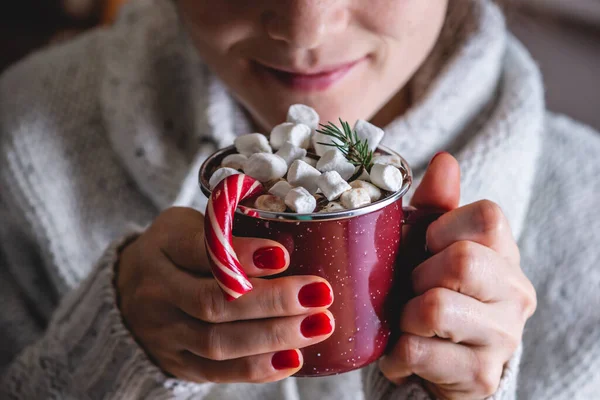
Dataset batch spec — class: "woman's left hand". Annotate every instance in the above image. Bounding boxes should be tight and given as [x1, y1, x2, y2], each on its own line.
[379, 153, 537, 400]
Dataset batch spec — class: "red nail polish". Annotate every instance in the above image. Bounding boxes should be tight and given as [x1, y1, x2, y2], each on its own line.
[429, 151, 449, 166]
[301, 313, 333, 338]
[253, 247, 286, 269]
[298, 282, 333, 308]
[272, 349, 301, 370]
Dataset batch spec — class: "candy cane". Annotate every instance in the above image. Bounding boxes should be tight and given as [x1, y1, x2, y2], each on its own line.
[204, 174, 264, 300]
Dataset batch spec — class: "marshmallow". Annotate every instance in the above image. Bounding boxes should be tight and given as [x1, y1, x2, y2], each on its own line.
[312, 132, 342, 157]
[317, 171, 352, 201]
[354, 166, 371, 182]
[209, 167, 240, 189]
[316, 149, 355, 180]
[370, 164, 403, 192]
[319, 202, 346, 213]
[372, 154, 403, 168]
[354, 120, 385, 152]
[234, 133, 272, 156]
[285, 187, 317, 214]
[269, 180, 293, 199]
[244, 153, 287, 182]
[287, 160, 321, 194]
[349, 180, 382, 202]
[287, 104, 319, 131]
[302, 156, 318, 167]
[221, 154, 248, 170]
[270, 123, 312, 150]
[340, 188, 371, 209]
[263, 178, 284, 192]
[270, 123, 294, 149]
[276, 142, 307, 166]
[254, 194, 287, 213]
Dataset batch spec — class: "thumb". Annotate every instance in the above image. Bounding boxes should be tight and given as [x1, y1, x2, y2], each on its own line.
[410, 152, 460, 210]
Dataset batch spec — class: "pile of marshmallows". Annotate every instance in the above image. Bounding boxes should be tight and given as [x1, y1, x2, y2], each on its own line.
[208, 104, 404, 214]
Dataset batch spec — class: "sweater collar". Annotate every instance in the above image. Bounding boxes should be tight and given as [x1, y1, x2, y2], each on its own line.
[381, 1, 545, 238]
[101, 0, 544, 238]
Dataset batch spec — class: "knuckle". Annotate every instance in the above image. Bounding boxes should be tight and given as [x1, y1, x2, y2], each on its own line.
[173, 230, 205, 263]
[523, 283, 538, 317]
[202, 367, 224, 383]
[447, 242, 477, 284]
[197, 284, 227, 323]
[518, 290, 537, 319]
[449, 241, 476, 269]
[475, 357, 502, 397]
[420, 288, 450, 335]
[478, 369, 502, 397]
[161, 362, 181, 380]
[397, 335, 425, 368]
[202, 324, 226, 361]
[242, 357, 270, 383]
[267, 322, 290, 349]
[507, 333, 521, 354]
[512, 279, 537, 319]
[173, 351, 211, 383]
[474, 200, 505, 236]
[259, 282, 287, 316]
[496, 327, 521, 354]
[155, 350, 184, 377]
[425, 219, 441, 248]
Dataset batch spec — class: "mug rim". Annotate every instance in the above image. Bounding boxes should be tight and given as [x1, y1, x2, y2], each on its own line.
[199, 145, 413, 222]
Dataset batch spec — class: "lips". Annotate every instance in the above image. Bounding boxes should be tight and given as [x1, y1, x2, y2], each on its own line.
[255, 58, 365, 92]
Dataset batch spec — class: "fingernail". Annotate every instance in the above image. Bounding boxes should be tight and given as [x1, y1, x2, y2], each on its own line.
[301, 313, 334, 338]
[253, 246, 286, 269]
[272, 349, 301, 370]
[298, 282, 333, 308]
[429, 151, 449, 166]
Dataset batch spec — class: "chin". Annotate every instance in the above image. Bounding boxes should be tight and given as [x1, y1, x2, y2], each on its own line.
[256, 71, 380, 128]
[290, 94, 377, 126]
[240, 81, 382, 132]
[303, 85, 381, 126]
[314, 102, 378, 127]
[250, 99, 375, 133]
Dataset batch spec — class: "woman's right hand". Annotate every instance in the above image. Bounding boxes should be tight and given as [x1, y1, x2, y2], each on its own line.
[117, 207, 335, 383]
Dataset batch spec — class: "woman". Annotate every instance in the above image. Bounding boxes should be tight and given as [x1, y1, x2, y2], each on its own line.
[0, 0, 598, 399]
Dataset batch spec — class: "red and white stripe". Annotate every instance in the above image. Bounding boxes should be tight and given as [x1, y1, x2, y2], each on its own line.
[204, 174, 264, 300]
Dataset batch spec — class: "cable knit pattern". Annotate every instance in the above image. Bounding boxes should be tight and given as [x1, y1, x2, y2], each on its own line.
[1, 0, 599, 398]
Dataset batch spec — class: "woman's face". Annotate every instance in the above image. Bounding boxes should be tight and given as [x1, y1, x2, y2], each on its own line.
[178, 0, 448, 130]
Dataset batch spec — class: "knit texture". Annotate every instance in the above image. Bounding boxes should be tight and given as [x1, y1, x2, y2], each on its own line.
[1, 0, 599, 398]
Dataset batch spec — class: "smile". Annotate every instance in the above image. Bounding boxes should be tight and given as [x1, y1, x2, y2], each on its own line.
[255, 58, 366, 92]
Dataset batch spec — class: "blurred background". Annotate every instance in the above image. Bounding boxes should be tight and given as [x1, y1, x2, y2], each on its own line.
[1, 0, 598, 130]
[510, 0, 600, 131]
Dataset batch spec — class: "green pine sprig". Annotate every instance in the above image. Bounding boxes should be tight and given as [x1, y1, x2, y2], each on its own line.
[316, 119, 374, 172]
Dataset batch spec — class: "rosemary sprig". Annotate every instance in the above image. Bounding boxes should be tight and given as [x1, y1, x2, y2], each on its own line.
[316, 119, 374, 171]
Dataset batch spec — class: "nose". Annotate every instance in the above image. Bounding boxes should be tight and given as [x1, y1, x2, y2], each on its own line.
[264, 0, 348, 49]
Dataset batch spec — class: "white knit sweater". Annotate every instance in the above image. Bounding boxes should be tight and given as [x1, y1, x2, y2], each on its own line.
[1, 0, 599, 399]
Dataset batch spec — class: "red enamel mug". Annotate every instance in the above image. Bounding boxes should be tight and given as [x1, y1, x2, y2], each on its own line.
[199, 145, 440, 377]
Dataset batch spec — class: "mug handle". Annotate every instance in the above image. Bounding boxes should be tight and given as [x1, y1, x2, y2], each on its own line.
[386, 207, 447, 348]
[402, 206, 446, 259]
[392, 207, 446, 299]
